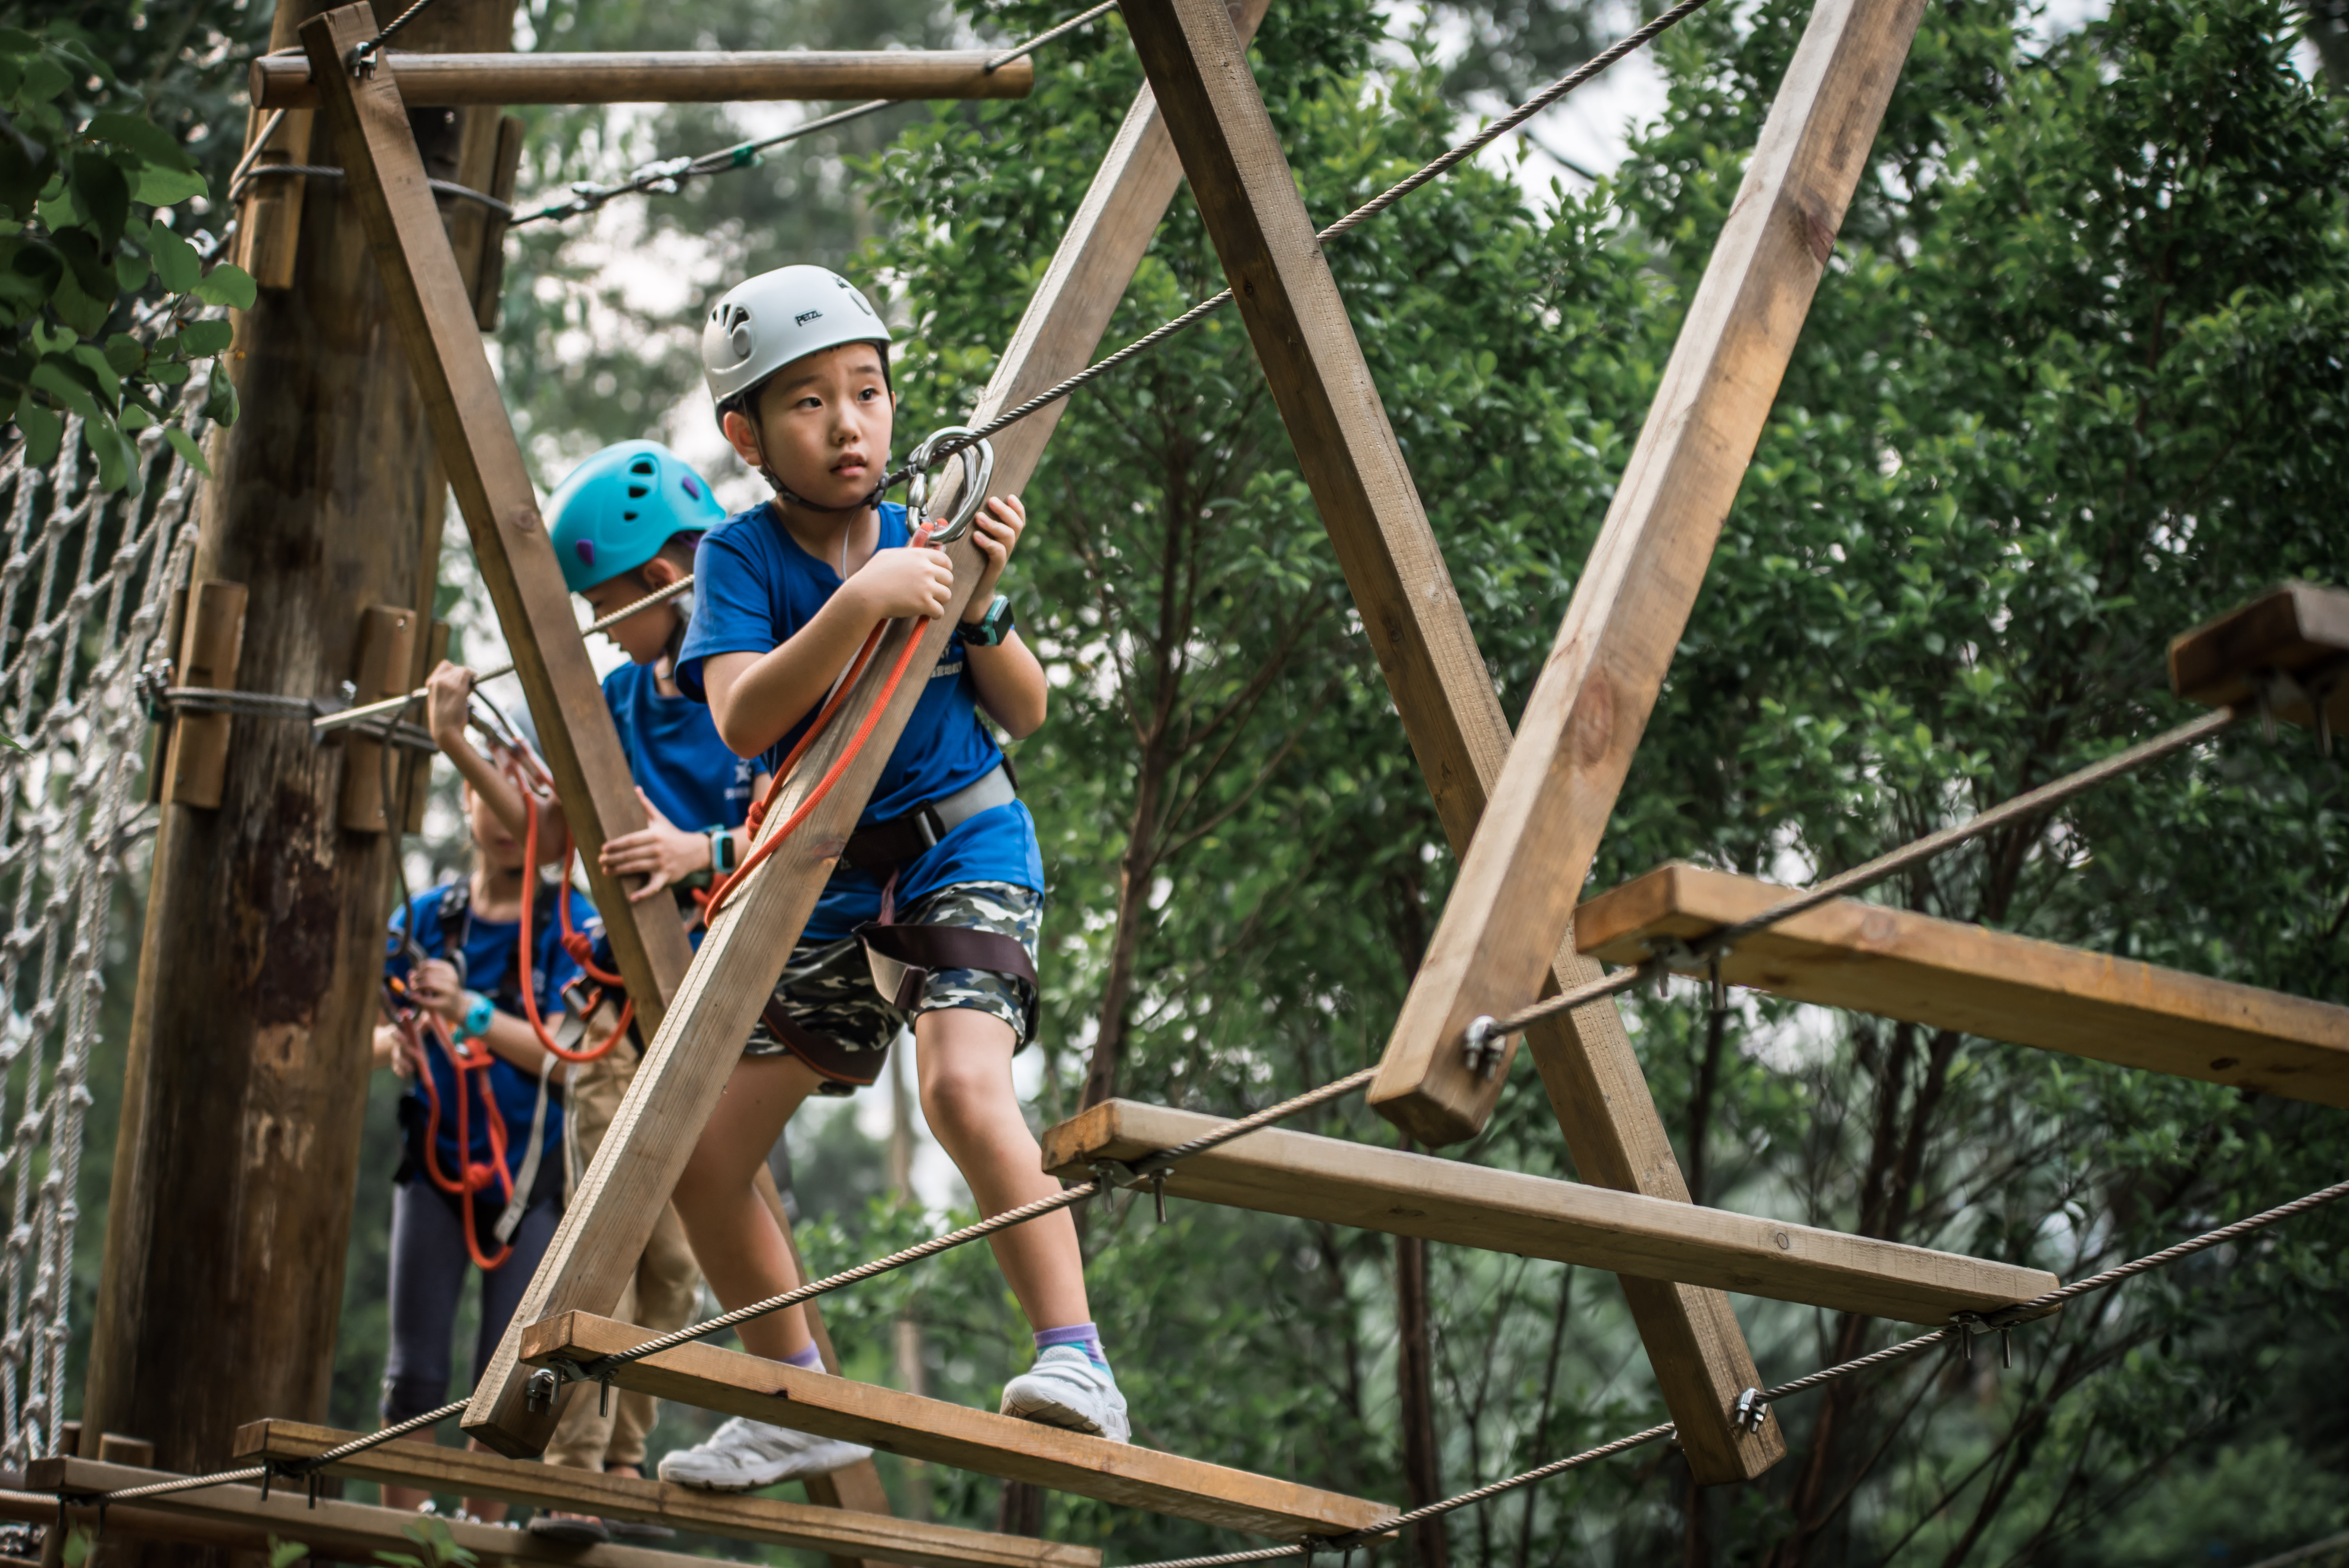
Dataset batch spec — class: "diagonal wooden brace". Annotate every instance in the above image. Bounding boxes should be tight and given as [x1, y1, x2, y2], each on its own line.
[1114, 0, 1791, 1482]
[1363, 0, 1930, 1143]
[304, 13, 899, 1542]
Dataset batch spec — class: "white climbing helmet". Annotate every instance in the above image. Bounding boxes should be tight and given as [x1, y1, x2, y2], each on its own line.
[701, 265, 892, 414]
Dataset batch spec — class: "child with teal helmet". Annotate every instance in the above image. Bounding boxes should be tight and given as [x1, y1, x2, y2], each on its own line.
[417, 439, 768, 1541]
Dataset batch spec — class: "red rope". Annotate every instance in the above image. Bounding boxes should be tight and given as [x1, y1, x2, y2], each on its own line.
[393, 1003, 517, 1271]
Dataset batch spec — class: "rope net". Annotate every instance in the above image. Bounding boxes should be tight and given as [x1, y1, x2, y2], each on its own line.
[0, 379, 214, 1469]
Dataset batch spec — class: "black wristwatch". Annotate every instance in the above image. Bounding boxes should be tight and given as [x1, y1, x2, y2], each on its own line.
[961, 593, 1016, 647]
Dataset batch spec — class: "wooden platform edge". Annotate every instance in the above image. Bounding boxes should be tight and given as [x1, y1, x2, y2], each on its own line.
[1575, 861, 2349, 1110]
[227, 1421, 1095, 1568]
[2167, 580, 2349, 734]
[1041, 1101, 2059, 1323]
[520, 1313, 1401, 1541]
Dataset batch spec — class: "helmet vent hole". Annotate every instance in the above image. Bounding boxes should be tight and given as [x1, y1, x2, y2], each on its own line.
[622, 510, 639, 522]
[627, 482, 650, 499]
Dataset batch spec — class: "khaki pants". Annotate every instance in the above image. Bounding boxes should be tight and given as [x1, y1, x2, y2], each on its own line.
[544, 1028, 702, 1472]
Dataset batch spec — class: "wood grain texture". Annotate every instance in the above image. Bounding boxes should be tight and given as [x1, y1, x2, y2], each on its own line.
[231, 1422, 1096, 1568]
[1043, 1102, 2055, 1320]
[79, 0, 512, 1483]
[462, 22, 1244, 1458]
[338, 603, 416, 831]
[1115, 0, 1782, 1481]
[2168, 580, 2349, 734]
[523, 1315, 1400, 1539]
[159, 579, 246, 809]
[23, 1461, 832, 1568]
[1365, 0, 1930, 1146]
[253, 50, 1033, 109]
[1579, 862, 2349, 1107]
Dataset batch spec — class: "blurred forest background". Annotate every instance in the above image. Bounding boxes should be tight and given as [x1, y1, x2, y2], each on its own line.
[10, 0, 2349, 1558]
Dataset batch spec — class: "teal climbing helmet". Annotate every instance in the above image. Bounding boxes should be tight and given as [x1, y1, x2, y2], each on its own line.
[546, 440, 729, 594]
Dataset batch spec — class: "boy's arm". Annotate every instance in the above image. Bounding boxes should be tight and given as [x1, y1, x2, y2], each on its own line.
[701, 540, 958, 758]
[960, 497, 1047, 739]
[424, 661, 569, 857]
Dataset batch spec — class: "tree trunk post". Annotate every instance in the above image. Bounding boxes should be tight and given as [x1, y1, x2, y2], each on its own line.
[79, 0, 516, 1495]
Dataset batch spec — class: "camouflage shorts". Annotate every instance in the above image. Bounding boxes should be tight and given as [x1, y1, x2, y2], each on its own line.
[743, 881, 1042, 1091]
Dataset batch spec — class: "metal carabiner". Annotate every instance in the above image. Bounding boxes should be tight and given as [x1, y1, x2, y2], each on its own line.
[904, 426, 997, 545]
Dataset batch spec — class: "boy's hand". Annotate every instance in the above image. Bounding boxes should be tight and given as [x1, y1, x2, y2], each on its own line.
[373, 1022, 416, 1077]
[851, 544, 956, 622]
[409, 958, 469, 1023]
[602, 788, 711, 901]
[424, 661, 476, 748]
[964, 495, 1025, 608]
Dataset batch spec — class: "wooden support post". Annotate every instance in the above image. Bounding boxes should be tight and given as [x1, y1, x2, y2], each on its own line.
[253, 50, 1036, 109]
[145, 587, 189, 806]
[472, 115, 525, 331]
[80, 0, 519, 1502]
[1365, 0, 1929, 1145]
[458, 7, 1260, 1456]
[1114, 0, 1786, 1480]
[405, 617, 450, 833]
[338, 604, 418, 832]
[231, 102, 314, 292]
[158, 580, 244, 809]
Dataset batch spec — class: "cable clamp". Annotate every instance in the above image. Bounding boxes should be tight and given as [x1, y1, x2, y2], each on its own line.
[1948, 1312, 2012, 1368]
[1461, 1015, 1508, 1080]
[1732, 1386, 1770, 1433]
[1088, 1157, 1175, 1222]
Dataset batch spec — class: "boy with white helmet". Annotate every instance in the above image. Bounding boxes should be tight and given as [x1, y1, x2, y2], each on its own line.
[418, 442, 784, 1528]
[652, 262, 1125, 1492]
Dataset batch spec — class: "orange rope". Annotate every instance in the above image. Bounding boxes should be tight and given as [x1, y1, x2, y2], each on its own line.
[394, 1004, 517, 1271]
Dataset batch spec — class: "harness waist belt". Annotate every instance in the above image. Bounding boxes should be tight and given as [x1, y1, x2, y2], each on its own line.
[841, 763, 1017, 872]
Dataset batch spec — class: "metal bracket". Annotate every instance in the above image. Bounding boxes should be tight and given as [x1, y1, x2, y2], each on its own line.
[1088, 1157, 1175, 1222]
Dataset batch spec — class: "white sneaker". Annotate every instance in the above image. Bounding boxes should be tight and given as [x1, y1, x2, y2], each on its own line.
[656, 1416, 873, 1491]
[1000, 1345, 1130, 1443]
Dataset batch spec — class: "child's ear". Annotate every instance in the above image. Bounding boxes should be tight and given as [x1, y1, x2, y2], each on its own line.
[640, 556, 681, 591]
[720, 407, 763, 468]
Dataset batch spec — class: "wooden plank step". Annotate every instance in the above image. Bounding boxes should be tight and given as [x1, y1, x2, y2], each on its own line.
[230, 1420, 1092, 1568]
[521, 1313, 1399, 1541]
[2169, 580, 2349, 736]
[20, 1457, 794, 1568]
[1041, 1101, 2055, 1323]
[1576, 861, 2349, 1108]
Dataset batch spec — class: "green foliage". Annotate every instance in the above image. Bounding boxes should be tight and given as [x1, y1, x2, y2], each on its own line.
[373, 1516, 479, 1568]
[0, 22, 249, 491]
[268, 1536, 312, 1568]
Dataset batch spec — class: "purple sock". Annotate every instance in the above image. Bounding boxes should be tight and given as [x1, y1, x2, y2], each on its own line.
[783, 1343, 824, 1371]
[1035, 1323, 1109, 1371]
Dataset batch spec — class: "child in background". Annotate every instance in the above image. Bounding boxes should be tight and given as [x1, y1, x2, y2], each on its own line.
[652, 264, 1121, 1496]
[419, 442, 773, 1533]
[371, 763, 595, 1519]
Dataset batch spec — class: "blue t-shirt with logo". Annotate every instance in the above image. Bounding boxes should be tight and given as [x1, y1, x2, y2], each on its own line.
[386, 882, 592, 1179]
[677, 500, 1043, 942]
[606, 659, 756, 832]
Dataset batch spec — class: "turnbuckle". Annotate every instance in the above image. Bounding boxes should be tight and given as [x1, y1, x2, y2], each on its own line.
[905, 426, 997, 545]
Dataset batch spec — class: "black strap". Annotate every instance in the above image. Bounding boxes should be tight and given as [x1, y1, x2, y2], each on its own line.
[854, 921, 1039, 1041]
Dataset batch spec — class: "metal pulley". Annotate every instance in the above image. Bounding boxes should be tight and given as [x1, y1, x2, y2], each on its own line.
[904, 425, 996, 544]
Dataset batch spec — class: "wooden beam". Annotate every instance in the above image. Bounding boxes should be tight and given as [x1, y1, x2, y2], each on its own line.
[1363, 0, 1929, 1145]
[305, 16, 886, 1535]
[523, 1314, 1401, 1540]
[1577, 862, 2349, 1107]
[1044, 1101, 2058, 1320]
[1115, 0, 1783, 1482]
[253, 50, 1034, 110]
[458, 4, 1269, 1456]
[21, 1459, 857, 1568]
[230, 1422, 1095, 1568]
[2169, 580, 2349, 737]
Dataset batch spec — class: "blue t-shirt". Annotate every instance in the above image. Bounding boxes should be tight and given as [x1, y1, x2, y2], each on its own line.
[605, 657, 757, 834]
[386, 882, 593, 1180]
[677, 500, 1043, 941]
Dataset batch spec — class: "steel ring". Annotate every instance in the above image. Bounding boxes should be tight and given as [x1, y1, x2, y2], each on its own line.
[905, 426, 996, 544]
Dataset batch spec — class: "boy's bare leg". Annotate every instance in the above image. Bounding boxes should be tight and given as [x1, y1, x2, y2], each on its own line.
[669, 1053, 828, 1362]
[914, 1009, 1091, 1331]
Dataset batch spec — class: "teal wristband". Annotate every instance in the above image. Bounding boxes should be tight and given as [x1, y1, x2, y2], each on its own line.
[457, 992, 495, 1043]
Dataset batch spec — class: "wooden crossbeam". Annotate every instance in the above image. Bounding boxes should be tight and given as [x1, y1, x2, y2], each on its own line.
[230, 1422, 1096, 1568]
[304, 14, 893, 1541]
[1577, 862, 2349, 1107]
[1114, 0, 1780, 1481]
[1043, 1101, 2059, 1321]
[254, 50, 1034, 109]
[2169, 580, 2349, 737]
[19, 1459, 746, 1568]
[450, 0, 1271, 1454]
[1365, 0, 1931, 1147]
[522, 1315, 1401, 1540]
